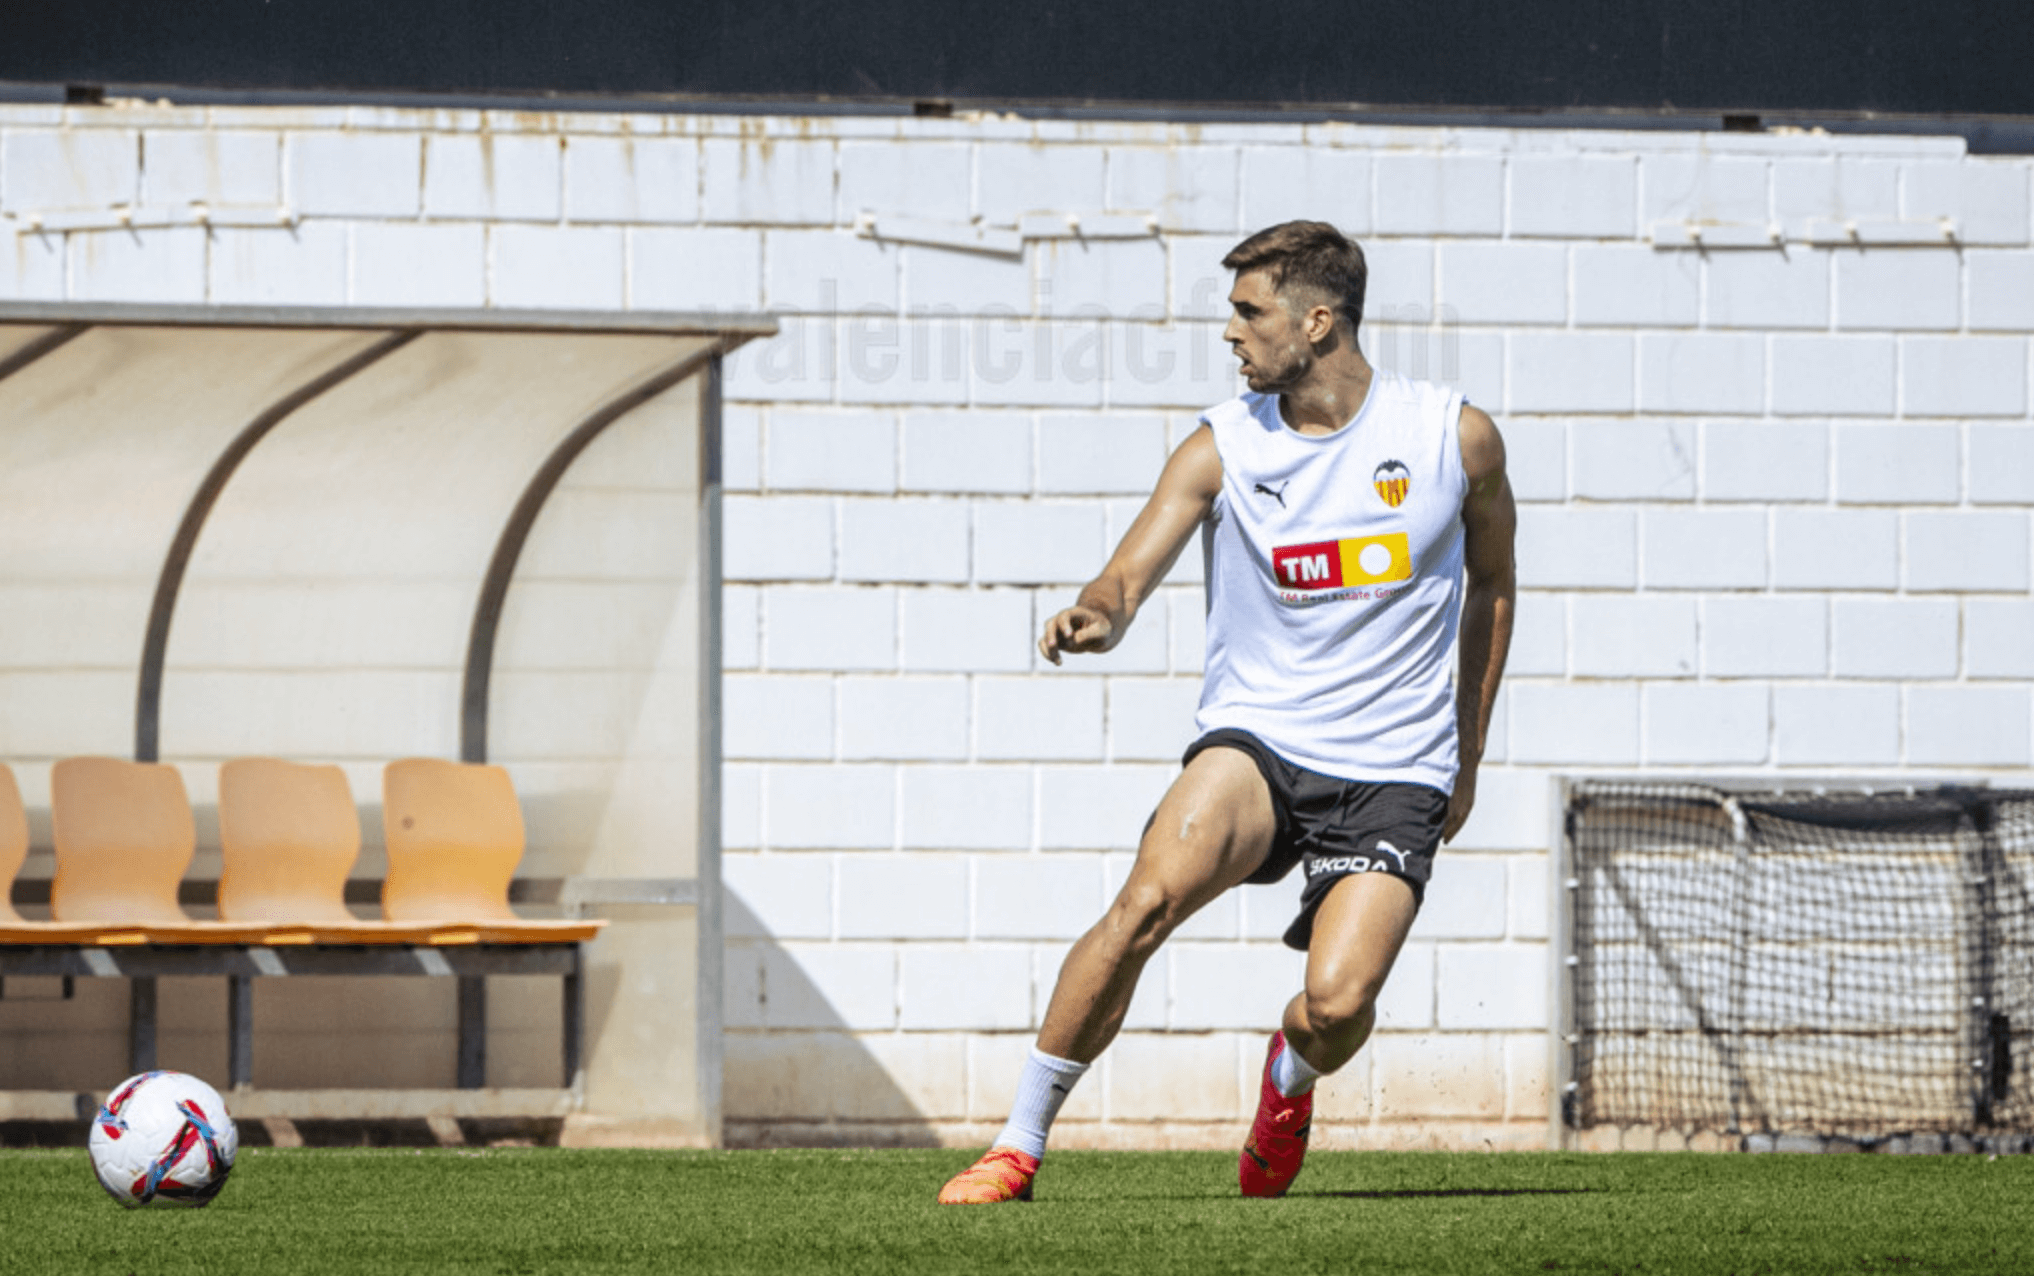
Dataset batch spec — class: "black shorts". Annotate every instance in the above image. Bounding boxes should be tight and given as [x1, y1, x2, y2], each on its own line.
[1182, 728, 1448, 952]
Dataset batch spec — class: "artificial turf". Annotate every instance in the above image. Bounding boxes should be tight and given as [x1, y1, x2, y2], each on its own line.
[1, 1147, 2028, 1275]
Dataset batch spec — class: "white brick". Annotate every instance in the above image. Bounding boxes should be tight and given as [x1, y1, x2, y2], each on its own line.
[142, 130, 279, 206]
[970, 318, 1108, 408]
[765, 229, 899, 313]
[287, 132, 420, 216]
[1507, 856, 1550, 942]
[1169, 588, 1206, 674]
[1902, 158, 2031, 245]
[723, 852, 833, 939]
[1239, 878, 1299, 943]
[1834, 250, 1959, 330]
[629, 227, 762, 310]
[722, 762, 762, 848]
[1508, 683, 1638, 765]
[1573, 246, 1699, 328]
[1035, 412, 1167, 495]
[1967, 251, 2034, 330]
[423, 134, 560, 221]
[836, 852, 963, 937]
[1037, 238, 1166, 319]
[1773, 508, 1897, 590]
[764, 585, 896, 670]
[771, 768, 899, 850]
[701, 138, 835, 225]
[1373, 155, 1503, 237]
[1637, 333, 1764, 415]
[902, 243, 1028, 316]
[970, 1033, 1103, 1122]
[1106, 1031, 1245, 1119]
[1239, 147, 1372, 233]
[1502, 419, 1565, 502]
[838, 677, 970, 761]
[1701, 421, 1828, 502]
[839, 316, 970, 406]
[724, 403, 762, 490]
[1169, 233, 1235, 321]
[900, 589, 1034, 673]
[1109, 146, 1239, 232]
[0, 229, 62, 299]
[1364, 240, 1437, 315]
[1970, 426, 2034, 506]
[764, 943, 896, 1029]
[1832, 598, 1959, 678]
[1644, 683, 1770, 764]
[68, 227, 205, 302]
[1774, 684, 1900, 765]
[1039, 764, 1173, 850]
[1507, 333, 1633, 414]
[765, 407, 896, 493]
[975, 855, 1106, 940]
[1372, 326, 1503, 411]
[1168, 944, 1305, 1030]
[1103, 322, 1239, 409]
[1511, 156, 1637, 239]
[976, 675, 1104, 761]
[1447, 766, 1551, 853]
[1640, 508, 1766, 588]
[899, 766, 1033, 848]
[1, 130, 137, 211]
[1506, 592, 1564, 677]
[208, 223, 347, 306]
[976, 145, 1105, 222]
[1704, 597, 1828, 677]
[1414, 856, 1506, 940]
[1773, 157, 1898, 223]
[1062, 577, 1171, 675]
[1436, 243, 1566, 325]
[723, 585, 760, 669]
[1901, 336, 2028, 418]
[1436, 943, 1547, 1030]
[1968, 600, 2034, 678]
[1514, 507, 1636, 589]
[839, 497, 969, 583]
[350, 222, 487, 307]
[489, 224, 625, 309]
[1373, 941, 1436, 1030]
[1906, 686, 2032, 767]
[900, 944, 1033, 1029]
[723, 676, 832, 760]
[1770, 336, 1896, 416]
[973, 502, 1105, 585]
[1642, 154, 1767, 225]
[839, 141, 969, 221]
[1904, 511, 2029, 592]
[1707, 251, 1830, 329]
[1569, 420, 1696, 500]
[721, 494, 833, 581]
[1835, 424, 1960, 505]
[1107, 678, 1204, 762]
[564, 136, 699, 223]
[1570, 596, 1697, 678]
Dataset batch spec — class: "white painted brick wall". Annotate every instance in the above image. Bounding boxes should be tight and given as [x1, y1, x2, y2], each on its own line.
[1969, 425, 2034, 505]
[1511, 156, 1636, 239]
[1836, 424, 1961, 504]
[1774, 685, 1902, 765]
[1641, 508, 1767, 588]
[1968, 600, 2034, 678]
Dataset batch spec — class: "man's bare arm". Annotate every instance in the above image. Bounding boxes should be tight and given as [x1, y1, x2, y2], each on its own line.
[1445, 404, 1517, 842]
[1040, 426, 1223, 665]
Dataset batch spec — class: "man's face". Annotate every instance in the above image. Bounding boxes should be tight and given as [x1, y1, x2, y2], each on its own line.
[1223, 269, 1313, 393]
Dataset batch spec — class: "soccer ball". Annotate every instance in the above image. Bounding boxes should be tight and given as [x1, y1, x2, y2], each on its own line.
[88, 1071, 239, 1208]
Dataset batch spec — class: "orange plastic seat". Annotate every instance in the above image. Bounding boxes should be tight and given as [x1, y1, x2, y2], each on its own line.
[382, 759, 527, 923]
[50, 757, 194, 925]
[217, 757, 362, 924]
[1, 763, 26, 924]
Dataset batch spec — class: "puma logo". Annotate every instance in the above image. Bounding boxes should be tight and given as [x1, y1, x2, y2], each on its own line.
[1253, 481, 1288, 508]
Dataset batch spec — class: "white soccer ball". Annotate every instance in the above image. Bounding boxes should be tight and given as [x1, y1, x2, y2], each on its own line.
[88, 1071, 239, 1208]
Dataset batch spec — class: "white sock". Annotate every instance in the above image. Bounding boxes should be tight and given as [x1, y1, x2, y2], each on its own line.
[1272, 1036, 1324, 1098]
[992, 1047, 1089, 1160]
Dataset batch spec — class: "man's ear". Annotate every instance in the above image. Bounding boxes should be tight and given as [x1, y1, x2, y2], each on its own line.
[1306, 302, 1338, 344]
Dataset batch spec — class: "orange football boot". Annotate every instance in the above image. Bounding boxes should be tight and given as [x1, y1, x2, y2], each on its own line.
[937, 1146, 1040, 1204]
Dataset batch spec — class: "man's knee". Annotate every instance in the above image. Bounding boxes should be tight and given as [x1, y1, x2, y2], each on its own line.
[1300, 975, 1383, 1038]
[1102, 877, 1194, 957]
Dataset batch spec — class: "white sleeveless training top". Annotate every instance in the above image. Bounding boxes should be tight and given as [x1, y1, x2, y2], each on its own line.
[1194, 370, 1469, 794]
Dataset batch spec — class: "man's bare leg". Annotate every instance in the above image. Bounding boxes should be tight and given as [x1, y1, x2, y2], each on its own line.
[939, 747, 1274, 1203]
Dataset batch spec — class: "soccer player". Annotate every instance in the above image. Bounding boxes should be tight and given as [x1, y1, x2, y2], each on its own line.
[937, 221, 1516, 1204]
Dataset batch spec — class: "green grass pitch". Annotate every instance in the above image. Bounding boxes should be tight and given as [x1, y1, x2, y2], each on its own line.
[1, 1148, 2028, 1275]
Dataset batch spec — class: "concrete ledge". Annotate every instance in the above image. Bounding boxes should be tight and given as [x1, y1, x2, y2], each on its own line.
[1, 1087, 578, 1122]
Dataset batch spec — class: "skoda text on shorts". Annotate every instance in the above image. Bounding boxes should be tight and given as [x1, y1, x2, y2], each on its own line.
[938, 221, 1517, 1205]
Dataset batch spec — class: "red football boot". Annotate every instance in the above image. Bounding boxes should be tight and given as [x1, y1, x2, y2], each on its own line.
[1239, 1030, 1312, 1198]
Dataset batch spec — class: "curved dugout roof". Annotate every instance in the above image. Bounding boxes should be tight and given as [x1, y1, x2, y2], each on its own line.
[0, 303, 772, 768]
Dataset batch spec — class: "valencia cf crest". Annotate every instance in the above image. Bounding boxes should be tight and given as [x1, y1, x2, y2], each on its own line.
[1373, 460, 1411, 508]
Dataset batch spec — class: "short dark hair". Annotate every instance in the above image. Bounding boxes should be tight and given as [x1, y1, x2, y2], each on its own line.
[1221, 221, 1368, 338]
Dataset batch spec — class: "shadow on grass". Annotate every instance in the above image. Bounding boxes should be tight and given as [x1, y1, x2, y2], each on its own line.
[1294, 1187, 1596, 1200]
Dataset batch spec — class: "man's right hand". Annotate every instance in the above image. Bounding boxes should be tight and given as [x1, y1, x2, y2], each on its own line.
[1039, 606, 1116, 665]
